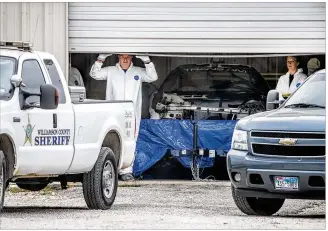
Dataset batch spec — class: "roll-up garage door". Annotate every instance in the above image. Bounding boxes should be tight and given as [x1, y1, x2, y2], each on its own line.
[68, 2, 325, 54]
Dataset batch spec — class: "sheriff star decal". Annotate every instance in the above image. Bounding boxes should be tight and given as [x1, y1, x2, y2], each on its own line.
[23, 114, 35, 146]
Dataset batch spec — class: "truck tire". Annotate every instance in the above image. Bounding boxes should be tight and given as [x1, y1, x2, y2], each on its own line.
[231, 185, 285, 216]
[0, 151, 7, 212]
[16, 182, 49, 191]
[83, 147, 118, 210]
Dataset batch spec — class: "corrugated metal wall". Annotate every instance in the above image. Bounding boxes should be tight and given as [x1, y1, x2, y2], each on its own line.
[0, 2, 68, 78]
[68, 2, 326, 54]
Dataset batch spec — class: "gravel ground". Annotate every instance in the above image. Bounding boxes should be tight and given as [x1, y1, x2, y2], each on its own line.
[0, 180, 325, 229]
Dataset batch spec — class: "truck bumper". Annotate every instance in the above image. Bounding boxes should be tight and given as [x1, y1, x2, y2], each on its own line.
[234, 187, 325, 200]
[227, 149, 325, 200]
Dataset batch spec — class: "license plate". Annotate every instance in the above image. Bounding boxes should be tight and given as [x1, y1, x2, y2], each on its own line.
[274, 176, 299, 190]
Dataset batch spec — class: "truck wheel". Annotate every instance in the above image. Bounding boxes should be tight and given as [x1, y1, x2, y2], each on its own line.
[0, 151, 7, 212]
[231, 185, 285, 216]
[16, 183, 48, 191]
[83, 147, 118, 210]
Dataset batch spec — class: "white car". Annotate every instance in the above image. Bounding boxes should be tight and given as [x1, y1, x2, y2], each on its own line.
[0, 42, 136, 211]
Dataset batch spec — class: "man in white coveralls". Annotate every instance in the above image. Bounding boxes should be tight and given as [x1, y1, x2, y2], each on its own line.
[89, 54, 158, 181]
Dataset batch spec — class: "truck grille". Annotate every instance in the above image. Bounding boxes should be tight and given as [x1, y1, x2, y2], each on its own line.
[251, 132, 325, 139]
[252, 144, 325, 157]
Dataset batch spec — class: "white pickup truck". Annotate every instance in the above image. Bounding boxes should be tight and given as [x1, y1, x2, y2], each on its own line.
[0, 41, 136, 211]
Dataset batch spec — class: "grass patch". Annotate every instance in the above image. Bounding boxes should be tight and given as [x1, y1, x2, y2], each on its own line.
[8, 184, 57, 194]
[40, 188, 55, 195]
[41, 185, 55, 192]
[8, 187, 27, 193]
[118, 183, 141, 187]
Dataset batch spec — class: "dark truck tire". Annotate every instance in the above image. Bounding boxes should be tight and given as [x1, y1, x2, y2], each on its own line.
[83, 147, 118, 210]
[16, 182, 49, 191]
[231, 185, 285, 216]
[0, 151, 7, 212]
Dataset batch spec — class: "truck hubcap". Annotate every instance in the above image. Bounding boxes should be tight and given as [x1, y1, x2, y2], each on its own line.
[102, 160, 114, 199]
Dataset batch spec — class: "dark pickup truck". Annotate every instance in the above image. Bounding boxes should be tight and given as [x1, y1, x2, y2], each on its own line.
[227, 69, 325, 216]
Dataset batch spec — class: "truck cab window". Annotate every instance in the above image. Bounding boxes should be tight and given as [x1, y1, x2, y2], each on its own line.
[0, 56, 16, 100]
[21, 59, 46, 105]
[44, 59, 66, 103]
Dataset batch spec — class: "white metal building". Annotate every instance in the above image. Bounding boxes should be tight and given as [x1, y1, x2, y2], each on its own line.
[0, 2, 326, 78]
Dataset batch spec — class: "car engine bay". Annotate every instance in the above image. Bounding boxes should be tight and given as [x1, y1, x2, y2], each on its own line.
[148, 63, 270, 120]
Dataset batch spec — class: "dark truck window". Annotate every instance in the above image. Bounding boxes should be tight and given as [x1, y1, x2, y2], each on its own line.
[0, 56, 16, 100]
[44, 59, 66, 104]
[21, 59, 46, 105]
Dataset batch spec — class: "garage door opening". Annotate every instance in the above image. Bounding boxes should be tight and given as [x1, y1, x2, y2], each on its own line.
[69, 53, 325, 117]
[69, 52, 325, 180]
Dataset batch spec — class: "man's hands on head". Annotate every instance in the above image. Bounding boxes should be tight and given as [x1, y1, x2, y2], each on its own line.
[97, 54, 151, 64]
[97, 54, 112, 62]
[136, 56, 151, 64]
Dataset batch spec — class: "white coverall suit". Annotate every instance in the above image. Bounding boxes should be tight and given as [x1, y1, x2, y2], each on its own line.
[276, 69, 307, 101]
[89, 57, 158, 175]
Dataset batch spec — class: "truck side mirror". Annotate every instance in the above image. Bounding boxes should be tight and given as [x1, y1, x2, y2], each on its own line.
[10, 74, 23, 88]
[266, 90, 280, 111]
[40, 84, 59, 109]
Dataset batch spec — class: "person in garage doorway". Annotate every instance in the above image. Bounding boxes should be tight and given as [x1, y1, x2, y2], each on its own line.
[275, 56, 307, 101]
[307, 57, 321, 76]
[89, 54, 158, 181]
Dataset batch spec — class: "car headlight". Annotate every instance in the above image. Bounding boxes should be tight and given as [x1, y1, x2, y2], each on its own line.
[231, 129, 248, 151]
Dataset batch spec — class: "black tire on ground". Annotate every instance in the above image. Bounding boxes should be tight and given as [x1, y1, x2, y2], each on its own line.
[231, 185, 285, 216]
[16, 182, 49, 191]
[82, 147, 118, 210]
[0, 151, 7, 212]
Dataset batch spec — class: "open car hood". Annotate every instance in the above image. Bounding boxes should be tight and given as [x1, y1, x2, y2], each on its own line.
[152, 63, 271, 107]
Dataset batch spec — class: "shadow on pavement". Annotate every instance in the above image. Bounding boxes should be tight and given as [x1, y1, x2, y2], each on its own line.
[277, 214, 325, 219]
[2, 206, 88, 213]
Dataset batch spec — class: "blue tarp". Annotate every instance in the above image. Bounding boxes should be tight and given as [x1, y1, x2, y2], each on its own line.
[133, 119, 237, 176]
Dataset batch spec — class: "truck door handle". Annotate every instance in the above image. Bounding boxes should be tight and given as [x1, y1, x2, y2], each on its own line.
[53, 114, 57, 128]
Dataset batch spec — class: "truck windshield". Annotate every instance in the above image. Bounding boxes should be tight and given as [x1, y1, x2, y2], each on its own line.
[284, 71, 326, 109]
[0, 56, 16, 100]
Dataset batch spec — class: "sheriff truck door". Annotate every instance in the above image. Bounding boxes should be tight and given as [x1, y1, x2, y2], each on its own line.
[15, 54, 74, 175]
